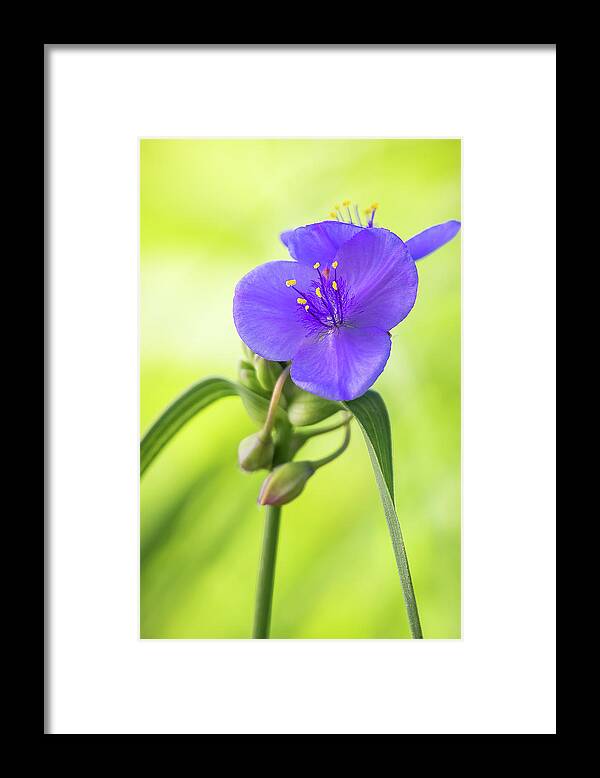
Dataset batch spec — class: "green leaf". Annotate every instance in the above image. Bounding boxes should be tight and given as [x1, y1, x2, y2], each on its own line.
[140, 377, 280, 477]
[344, 391, 423, 639]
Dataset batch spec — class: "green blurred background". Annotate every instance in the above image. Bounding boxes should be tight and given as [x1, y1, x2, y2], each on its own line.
[140, 139, 461, 639]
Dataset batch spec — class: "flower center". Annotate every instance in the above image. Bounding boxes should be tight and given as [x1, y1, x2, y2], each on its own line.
[285, 260, 350, 332]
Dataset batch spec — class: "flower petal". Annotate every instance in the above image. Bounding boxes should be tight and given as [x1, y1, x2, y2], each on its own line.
[281, 220, 363, 265]
[290, 326, 391, 401]
[233, 261, 315, 361]
[337, 228, 418, 331]
[405, 220, 461, 261]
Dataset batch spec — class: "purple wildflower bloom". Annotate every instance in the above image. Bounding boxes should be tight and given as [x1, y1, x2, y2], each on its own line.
[233, 213, 460, 402]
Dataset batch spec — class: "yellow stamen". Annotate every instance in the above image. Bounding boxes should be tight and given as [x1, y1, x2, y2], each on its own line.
[285, 279, 296, 287]
[332, 261, 338, 269]
[296, 297, 307, 305]
[329, 212, 337, 218]
[332, 280, 338, 291]
[370, 202, 379, 210]
[364, 208, 371, 215]
[304, 304, 310, 311]
[334, 203, 340, 209]
[342, 199, 351, 207]
[313, 262, 320, 269]
[315, 287, 322, 298]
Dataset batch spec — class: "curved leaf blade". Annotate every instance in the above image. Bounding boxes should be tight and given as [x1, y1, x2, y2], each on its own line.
[140, 377, 276, 477]
[344, 391, 423, 638]
[344, 391, 395, 501]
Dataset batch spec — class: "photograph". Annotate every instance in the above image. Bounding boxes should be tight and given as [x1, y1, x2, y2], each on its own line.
[46, 45, 555, 735]
[140, 138, 462, 639]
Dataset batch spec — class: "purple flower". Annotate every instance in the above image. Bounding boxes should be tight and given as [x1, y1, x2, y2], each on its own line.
[233, 210, 460, 402]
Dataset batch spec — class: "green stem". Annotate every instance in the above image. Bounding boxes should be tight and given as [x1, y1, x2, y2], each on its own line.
[253, 505, 282, 638]
[260, 365, 291, 440]
[296, 412, 352, 441]
[252, 368, 292, 639]
[312, 423, 351, 469]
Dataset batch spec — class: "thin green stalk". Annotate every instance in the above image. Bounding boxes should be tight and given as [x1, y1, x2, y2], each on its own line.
[253, 505, 282, 638]
[252, 367, 291, 639]
[313, 423, 351, 469]
[260, 365, 291, 440]
[296, 412, 352, 442]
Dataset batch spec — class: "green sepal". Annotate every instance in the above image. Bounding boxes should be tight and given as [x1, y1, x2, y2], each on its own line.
[286, 385, 340, 426]
[237, 359, 269, 397]
[241, 341, 255, 362]
[254, 356, 283, 393]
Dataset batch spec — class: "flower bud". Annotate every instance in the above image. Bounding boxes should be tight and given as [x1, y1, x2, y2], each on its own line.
[237, 359, 268, 396]
[238, 432, 274, 472]
[286, 388, 340, 427]
[257, 461, 315, 506]
[253, 356, 283, 393]
[241, 341, 255, 362]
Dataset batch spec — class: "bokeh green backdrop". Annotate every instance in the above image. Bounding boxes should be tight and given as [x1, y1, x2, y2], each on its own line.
[140, 139, 461, 638]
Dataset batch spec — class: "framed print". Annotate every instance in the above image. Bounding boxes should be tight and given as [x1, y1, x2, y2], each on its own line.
[46, 44, 556, 735]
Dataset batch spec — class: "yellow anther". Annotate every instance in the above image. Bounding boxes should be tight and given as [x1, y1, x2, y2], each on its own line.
[334, 203, 340, 209]
[332, 261, 338, 269]
[342, 199, 351, 207]
[329, 212, 337, 218]
[313, 262, 320, 269]
[370, 202, 379, 210]
[304, 304, 310, 311]
[332, 280, 338, 291]
[364, 208, 372, 215]
[296, 297, 307, 305]
[285, 279, 297, 287]
[316, 287, 322, 298]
